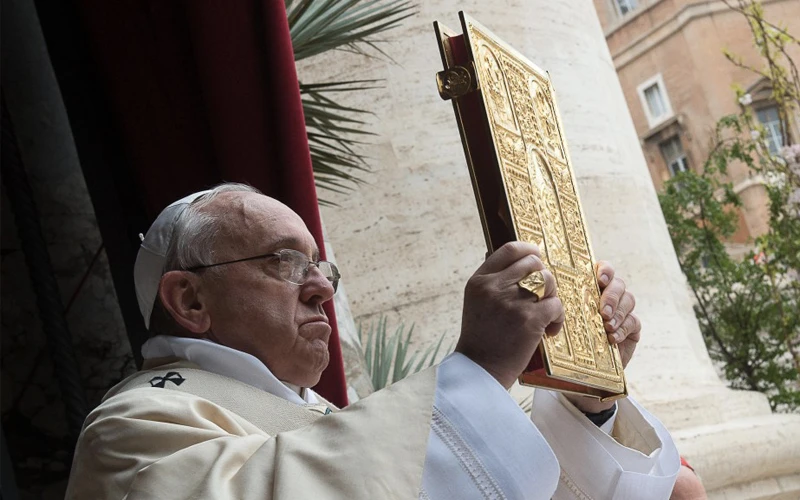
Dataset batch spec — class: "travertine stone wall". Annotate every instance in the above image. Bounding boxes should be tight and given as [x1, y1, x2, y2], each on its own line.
[299, 1, 800, 497]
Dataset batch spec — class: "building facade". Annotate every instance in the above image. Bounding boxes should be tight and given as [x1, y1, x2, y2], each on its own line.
[594, 0, 800, 247]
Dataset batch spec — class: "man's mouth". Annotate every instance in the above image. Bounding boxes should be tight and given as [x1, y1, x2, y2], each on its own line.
[302, 315, 329, 326]
[299, 318, 332, 343]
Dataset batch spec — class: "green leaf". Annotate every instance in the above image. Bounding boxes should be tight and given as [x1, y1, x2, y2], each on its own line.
[288, 0, 415, 61]
[285, 0, 416, 201]
[358, 316, 453, 390]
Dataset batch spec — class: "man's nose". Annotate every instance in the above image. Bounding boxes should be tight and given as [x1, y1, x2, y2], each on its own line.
[300, 265, 335, 304]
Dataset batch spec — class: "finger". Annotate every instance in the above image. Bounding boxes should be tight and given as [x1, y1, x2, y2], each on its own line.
[477, 241, 541, 275]
[544, 297, 565, 336]
[497, 254, 553, 290]
[513, 268, 558, 300]
[595, 261, 616, 290]
[524, 296, 563, 334]
[541, 269, 558, 300]
[599, 276, 625, 321]
[605, 291, 635, 332]
[608, 313, 641, 345]
[491, 251, 545, 284]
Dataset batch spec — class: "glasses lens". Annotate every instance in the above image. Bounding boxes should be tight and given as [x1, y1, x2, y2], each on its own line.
[278, 249, 308, 285]
[277, 249, 339, 292]
[318, 261, 340, 292]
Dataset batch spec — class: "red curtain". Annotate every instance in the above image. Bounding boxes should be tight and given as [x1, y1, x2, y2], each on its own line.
[75, 0, 348, 407]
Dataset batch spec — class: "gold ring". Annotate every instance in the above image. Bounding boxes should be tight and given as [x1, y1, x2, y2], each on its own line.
[518, 270, 546, 301]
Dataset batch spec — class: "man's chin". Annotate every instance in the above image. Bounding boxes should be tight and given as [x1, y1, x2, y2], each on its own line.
[293, 353, 330, 389]
[297, 373, 324, 390]
[310, 352, 331, 385]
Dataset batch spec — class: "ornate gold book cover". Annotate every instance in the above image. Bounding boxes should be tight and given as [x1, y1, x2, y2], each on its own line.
[433, 13, 626, 400]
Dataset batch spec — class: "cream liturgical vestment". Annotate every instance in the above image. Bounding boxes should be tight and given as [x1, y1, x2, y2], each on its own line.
[66, 336, 679, 499]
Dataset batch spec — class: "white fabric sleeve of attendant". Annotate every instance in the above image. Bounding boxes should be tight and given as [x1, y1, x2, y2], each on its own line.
[420, 353, 561, 500]
[531, 389, 680, 500]
[598, 406, 618, 434]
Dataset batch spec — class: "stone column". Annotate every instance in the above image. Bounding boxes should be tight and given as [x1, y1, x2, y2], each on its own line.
[298, 1, 800, 497]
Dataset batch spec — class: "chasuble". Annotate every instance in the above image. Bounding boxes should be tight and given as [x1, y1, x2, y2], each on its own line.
[66, 336, 679, 499]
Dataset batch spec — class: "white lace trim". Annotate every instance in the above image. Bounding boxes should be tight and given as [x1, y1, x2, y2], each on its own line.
[431, 406, 506, 500]
[559, 468, 593, 500]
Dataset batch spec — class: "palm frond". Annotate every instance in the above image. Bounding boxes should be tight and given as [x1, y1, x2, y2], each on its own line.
[358, 316, 453, 390]
[301, 80, 381, 202]
[300, 80, 383, 92]
[288, 0, 415, 62]
[286, 1, 416, 202]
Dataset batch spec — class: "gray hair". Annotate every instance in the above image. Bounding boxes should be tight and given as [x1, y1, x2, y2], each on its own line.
[163, 182, 262, 273]
[149, 182, 262, 334]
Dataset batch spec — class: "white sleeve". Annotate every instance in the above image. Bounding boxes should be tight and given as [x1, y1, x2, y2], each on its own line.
[420, 353, 560, 500]
[531, 389, 680, 500]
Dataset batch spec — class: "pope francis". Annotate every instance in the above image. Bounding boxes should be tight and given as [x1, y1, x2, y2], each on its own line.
[65, 182, 680, 499]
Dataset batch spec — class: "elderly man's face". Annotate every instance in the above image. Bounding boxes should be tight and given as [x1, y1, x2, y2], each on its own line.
[199, 192, 335, 387]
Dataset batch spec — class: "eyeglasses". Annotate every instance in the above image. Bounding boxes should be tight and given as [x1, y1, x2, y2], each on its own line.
[187, 248, 340, 293]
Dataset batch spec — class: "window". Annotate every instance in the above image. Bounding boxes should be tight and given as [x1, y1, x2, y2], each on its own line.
[637, 74, 673, 128]
[660, 136, 689, 177]
[615, 0, 639, 16]
[755, 106, 784, 155]
[644, 84, 667, 119]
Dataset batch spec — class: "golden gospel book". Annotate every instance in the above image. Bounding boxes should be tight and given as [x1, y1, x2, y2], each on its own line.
[434, 13, 627, 401]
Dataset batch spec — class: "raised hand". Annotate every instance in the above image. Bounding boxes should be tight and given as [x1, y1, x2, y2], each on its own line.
[456, 242, 563, 389]
[595, 260, 640, 369]
[565, 261, 641, 413]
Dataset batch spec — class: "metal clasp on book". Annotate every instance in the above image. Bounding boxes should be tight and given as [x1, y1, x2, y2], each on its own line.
[436, 63, 478, 100]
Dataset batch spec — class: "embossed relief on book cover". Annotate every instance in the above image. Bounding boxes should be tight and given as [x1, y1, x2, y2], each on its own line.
[434, 13, 626, 400]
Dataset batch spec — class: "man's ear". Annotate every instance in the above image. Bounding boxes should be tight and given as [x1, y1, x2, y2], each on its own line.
[158, 271, 211, 336]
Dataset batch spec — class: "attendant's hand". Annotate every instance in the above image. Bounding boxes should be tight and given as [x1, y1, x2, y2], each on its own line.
[566, 261, 641, 413]
[670, 464, 708, 500]
[456, 242, 564, 389]
[596, 260, 640, 368]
